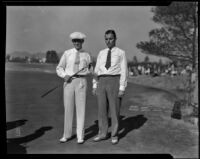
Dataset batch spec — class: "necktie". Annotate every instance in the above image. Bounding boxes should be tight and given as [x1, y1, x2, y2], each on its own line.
[73, 52, 80, 73]
[105, 49, 111, 69]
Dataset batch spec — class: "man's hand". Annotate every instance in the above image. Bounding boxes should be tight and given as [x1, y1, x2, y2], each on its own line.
[64, 75, 71, 83]
[92, 88, 97, 96]
[118, 90, 125, 98]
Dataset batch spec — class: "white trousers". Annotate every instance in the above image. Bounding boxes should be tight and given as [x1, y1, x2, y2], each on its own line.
[63, 78, 87, 140]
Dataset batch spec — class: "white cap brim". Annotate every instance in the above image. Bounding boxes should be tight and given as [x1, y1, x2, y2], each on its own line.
[70, 32, 86, 40]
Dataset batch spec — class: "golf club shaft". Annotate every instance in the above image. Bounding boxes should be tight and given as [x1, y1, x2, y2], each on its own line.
[41, 65, 88, 98]
[41, 84, 62, 98]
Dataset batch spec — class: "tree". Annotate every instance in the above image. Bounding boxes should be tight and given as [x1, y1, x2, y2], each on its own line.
[144, 55, 150, 64]
[158, 58, 163, 66]
[136, 2, 198, 69]
[46, 50, 59, 63]
[30, 57, 40, 63]
[132, 56, 138, 64]
[6, 54, 10, 61]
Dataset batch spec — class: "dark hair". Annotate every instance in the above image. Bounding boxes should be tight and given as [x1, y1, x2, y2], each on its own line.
[105, 30, 117, 39]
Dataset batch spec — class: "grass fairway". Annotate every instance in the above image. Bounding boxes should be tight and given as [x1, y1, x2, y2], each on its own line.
[5, 64, 198, 157]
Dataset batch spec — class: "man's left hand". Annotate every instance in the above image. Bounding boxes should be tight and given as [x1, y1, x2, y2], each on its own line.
[118, 90, 125, 98]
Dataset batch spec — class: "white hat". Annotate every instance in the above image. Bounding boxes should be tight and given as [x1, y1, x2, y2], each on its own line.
[69, 32, 86, 40]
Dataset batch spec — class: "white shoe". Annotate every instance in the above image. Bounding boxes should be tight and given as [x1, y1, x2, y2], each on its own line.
[59, 137, 67, 143]
[77, 139, 84, 144]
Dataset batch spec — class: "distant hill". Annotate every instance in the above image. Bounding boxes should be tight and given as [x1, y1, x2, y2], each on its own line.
[8, 51, 48, 59]
[31, 52, 46, 59]
[8, 51, 31, 58]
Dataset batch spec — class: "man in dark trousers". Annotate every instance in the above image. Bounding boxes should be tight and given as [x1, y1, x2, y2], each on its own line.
[92, 30, 128, 144]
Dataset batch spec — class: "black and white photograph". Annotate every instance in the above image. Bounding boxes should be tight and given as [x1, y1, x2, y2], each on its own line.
[5, 2, 198, 157]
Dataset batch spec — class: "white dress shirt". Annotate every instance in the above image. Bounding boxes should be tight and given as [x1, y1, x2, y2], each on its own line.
[56, 48, 91, 78]
[93, 47, 128, 91]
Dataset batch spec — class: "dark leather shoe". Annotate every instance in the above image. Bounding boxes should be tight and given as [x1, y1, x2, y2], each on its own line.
[93, 135, 107, 142]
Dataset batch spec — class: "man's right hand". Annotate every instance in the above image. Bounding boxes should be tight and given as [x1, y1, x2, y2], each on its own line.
[64, 75, 71, 83]
[92, 88, 97, 96]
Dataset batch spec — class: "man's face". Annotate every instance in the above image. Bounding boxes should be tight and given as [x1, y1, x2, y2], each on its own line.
[72, 39, 84, 50]
[105, 33, 116, 49]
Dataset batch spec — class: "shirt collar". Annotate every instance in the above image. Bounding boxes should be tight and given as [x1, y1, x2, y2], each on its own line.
[107, 46, 117, 52]
[73, 48, 84, 53]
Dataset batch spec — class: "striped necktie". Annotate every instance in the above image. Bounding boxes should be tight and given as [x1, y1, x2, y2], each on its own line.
[105, 49, 111, 69]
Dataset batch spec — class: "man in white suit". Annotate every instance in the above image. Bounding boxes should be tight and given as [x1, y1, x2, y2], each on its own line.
[56, 32, 92, 144]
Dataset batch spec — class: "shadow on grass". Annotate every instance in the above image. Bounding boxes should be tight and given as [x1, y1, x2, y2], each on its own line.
[84, 120, 99, 141]
[7, 126, 53, 154]
[118, 115, 147, 140]
[84, 114, 147, 141]
[6, 119, 28, 131]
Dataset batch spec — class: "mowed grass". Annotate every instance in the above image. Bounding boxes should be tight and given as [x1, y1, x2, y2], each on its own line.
[6, 71, 60, 137]
[5, 66, 198, 156]
[5, 70, 97, 138]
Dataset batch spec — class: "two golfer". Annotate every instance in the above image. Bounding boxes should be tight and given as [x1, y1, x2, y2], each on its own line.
[56, 30, 128, 144]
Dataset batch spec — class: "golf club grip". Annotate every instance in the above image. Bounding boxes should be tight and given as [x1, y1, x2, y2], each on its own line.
[67, 65, 88, 80]
[66, 67, 85, 82]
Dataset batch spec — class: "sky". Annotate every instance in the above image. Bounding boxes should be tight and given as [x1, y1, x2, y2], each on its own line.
[6, 6, 170, 62]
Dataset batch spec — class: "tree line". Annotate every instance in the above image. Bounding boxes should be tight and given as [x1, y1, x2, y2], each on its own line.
[6, 50, 59, 64]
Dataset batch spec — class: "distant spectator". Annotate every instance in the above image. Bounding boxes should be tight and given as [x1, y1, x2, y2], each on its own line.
[151, 64, 159, 77]
[184, 65, 193, 105]
[186, 65, 192, 72]
[176, 65, 182, 76]
[133, 66, 139, 76]
[171, 69, 178, 77]
[181, 68, 187, 75]
[141, 65, 145, 75]
[144, 65, 150, 75]
[137, 65, 142, 75]
[191, 71, 198, 107]
[128, 67, 133, 76]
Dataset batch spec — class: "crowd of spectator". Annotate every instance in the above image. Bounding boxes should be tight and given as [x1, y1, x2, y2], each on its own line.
[128, 62, 194, 77]
[128, 61, 198, 108]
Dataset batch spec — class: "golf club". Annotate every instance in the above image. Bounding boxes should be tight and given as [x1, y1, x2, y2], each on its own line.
[41, 64, 90, 98]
